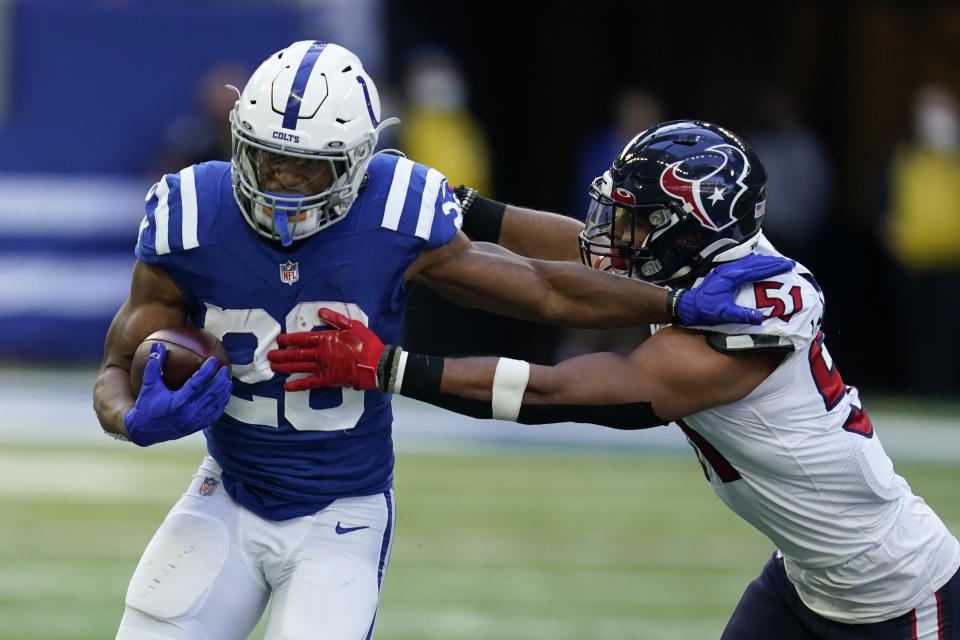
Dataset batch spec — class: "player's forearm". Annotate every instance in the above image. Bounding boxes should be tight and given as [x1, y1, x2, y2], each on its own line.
[93, 365, 135, 439]
[265, 307, 667, 429]
[534, 259, 671, 327]
[420, 245, 671, 328]
[384, 349, 664, 429]
[497, 205, 584, 262]
[387, 352, 538, 421]
[438, 357, 500, 400]
[454, 196, 670, 325]
[458, 187, 583, 262]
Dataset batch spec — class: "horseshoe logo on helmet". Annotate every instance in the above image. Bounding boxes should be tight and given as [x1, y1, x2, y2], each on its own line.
[658, 144, 750, 231]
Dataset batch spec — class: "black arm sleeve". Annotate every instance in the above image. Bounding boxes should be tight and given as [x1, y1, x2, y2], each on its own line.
[454, 185, 506, 243]
[401, 393, 666, 430]
[395, 350, 665, 430]
[397, 352, 495, 419]
[517, 402, 666, 430]
[405, 389, 495, 420]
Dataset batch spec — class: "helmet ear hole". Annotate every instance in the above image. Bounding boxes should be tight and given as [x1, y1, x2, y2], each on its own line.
[648, 209, 669, 227]
[678, 231, 708, 248]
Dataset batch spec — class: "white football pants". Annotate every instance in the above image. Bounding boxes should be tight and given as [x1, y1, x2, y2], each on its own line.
[115, 456, 396, 640]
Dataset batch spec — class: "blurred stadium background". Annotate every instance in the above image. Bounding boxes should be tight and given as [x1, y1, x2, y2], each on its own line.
[0, 1, 957, 638]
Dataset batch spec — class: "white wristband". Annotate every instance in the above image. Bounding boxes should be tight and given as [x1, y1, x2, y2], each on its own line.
[389, 350, 409, 394]
[491, 358, 530, 421]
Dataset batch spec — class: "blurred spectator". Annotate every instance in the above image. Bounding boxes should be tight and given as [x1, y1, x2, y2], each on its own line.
[745, 86, 833, 264]
[397, 47, 560, 363]
[558, 88, 665, 361]
[572, 87, 665, 219]
[147, 63, 248, 177]
[882, 83, 960, 396]
[397, 46, 492, 194]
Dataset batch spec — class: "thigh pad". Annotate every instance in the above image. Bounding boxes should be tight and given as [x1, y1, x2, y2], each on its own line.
[125, 512, 229, 620]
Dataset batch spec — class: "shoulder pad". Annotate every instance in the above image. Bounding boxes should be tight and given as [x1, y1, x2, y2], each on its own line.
[689, 257, 824, 353]
[705, 332, 794, 354]
[136, 163, 227, 261]
[364, 155, 461, 248]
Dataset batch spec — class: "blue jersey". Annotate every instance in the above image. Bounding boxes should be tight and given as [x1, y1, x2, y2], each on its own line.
[135, 154, 462, 520]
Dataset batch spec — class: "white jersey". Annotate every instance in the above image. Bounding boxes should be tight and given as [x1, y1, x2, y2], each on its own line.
[678, 235, 959, 623]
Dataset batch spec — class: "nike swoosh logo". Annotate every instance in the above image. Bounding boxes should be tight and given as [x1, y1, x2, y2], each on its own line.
[335, 522, 370, 535]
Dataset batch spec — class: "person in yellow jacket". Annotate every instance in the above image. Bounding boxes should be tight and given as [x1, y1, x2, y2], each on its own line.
[398, 47, 492, 195]
[884, 83, 960, 394]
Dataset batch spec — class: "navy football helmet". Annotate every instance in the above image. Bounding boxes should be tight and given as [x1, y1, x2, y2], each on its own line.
[579, 120, 767, 285]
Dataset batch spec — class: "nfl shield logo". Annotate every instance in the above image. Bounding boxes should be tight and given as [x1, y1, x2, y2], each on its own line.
[279, 260, 300, 285]
[199, 477, 219, 496]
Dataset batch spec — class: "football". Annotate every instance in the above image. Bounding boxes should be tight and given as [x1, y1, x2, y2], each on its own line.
[130, 326, 231, 396]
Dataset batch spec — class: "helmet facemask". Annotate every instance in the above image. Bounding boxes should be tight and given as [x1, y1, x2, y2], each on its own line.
[579, 174, 689, 284]
[231, 110, 376, 246]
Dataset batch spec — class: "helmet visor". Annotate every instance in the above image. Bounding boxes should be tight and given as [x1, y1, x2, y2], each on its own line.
[580, 176, 635, 272]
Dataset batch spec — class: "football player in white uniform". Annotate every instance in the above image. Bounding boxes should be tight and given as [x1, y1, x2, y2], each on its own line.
[272, 121, 960, 638]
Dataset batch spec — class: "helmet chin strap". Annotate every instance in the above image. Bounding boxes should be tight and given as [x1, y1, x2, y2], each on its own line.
[273, 209, 293, 246]
[262, 191, 305, 246]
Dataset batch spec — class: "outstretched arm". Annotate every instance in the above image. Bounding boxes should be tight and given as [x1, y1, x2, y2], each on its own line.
[267, 309, 785, 427]
[435, 326, 782, 423]
[406, 232, 670, 328]
[496, 204, 584, 263]
[406, 231, 793, 329]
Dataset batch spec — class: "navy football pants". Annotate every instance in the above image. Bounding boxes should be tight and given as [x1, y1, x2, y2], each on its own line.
[722, 551, 958, 639]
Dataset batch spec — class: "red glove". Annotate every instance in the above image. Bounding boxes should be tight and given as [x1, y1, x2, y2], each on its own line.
[267, 308, 385, 392]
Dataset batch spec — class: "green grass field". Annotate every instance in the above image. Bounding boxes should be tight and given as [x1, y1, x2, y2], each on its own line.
[0, 442, 957, 640]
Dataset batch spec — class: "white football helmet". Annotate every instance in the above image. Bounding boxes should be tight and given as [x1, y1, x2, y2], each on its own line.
[230, 41, 398, 245]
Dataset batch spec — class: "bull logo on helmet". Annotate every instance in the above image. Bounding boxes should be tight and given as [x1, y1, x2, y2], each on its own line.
[658, 144, 750, 231]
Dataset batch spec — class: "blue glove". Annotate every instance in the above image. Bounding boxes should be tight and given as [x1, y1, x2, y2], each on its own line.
[124, 342, 233, 447]
[670, 254, 796, 326]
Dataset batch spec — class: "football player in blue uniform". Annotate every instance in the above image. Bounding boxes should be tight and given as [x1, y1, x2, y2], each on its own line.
[93, 43, 793, 640]
[288, 120, 959, 639]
